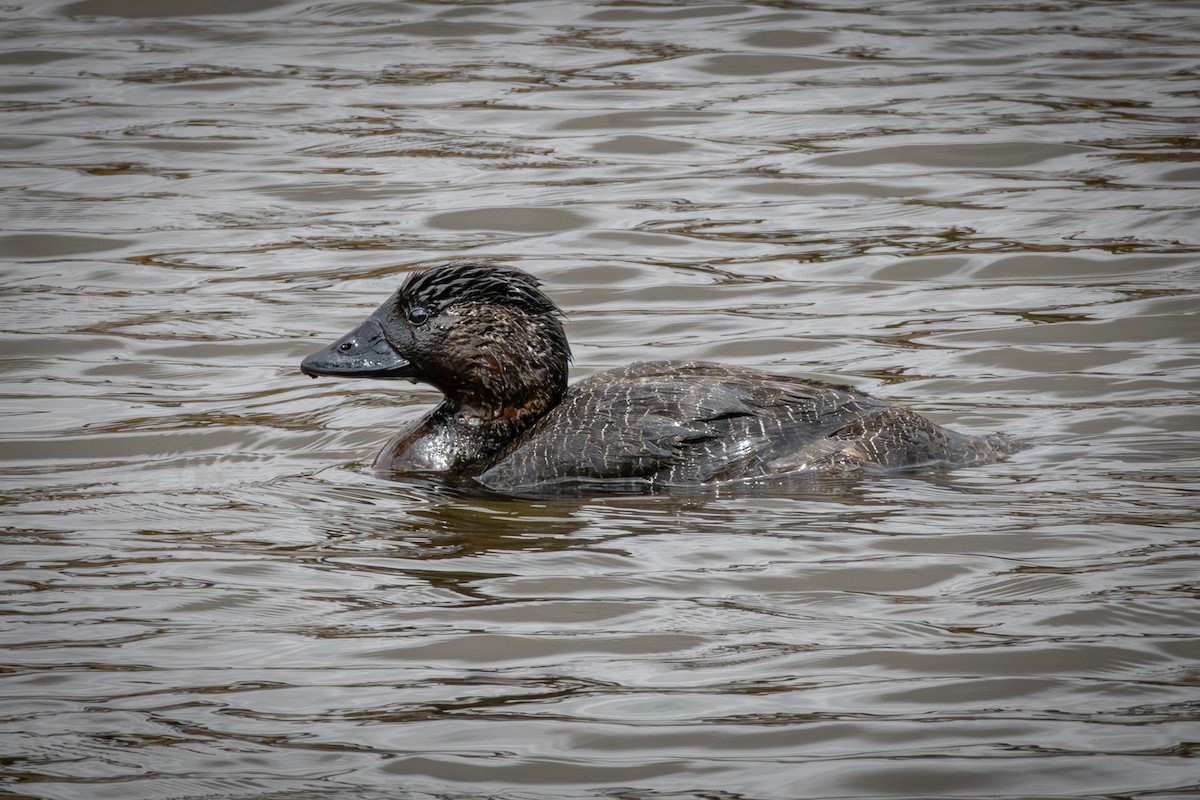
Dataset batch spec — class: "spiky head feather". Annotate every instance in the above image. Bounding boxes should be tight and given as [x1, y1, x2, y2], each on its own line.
[400, 261, 562, 319]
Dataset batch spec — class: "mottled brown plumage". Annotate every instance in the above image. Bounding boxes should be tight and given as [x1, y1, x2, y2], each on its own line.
[301, 261, 1013, 496]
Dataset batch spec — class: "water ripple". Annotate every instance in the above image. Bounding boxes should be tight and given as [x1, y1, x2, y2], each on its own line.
[1, 1, 1198, 799]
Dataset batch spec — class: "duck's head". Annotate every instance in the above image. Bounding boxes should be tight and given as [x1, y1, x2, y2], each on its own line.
[301, 261, 570, 420]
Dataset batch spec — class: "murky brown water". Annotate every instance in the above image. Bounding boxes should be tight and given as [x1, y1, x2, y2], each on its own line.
[3, 1, 1200, 798]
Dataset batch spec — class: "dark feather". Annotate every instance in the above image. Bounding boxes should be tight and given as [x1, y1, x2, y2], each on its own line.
[401, 261, 563, 319]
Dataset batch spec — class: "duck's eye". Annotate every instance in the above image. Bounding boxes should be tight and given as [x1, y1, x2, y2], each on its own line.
[338, 341, 353, 352]
[407, 306, 429, 325]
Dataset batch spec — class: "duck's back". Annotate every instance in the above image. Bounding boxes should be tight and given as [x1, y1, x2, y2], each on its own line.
[475, 360, 1008, 493]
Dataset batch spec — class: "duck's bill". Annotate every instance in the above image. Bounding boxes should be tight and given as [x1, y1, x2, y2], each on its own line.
[300, 316, 414, 379]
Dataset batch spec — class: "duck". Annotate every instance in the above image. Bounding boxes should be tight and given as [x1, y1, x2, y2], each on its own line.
[301, 261, 1012, 495]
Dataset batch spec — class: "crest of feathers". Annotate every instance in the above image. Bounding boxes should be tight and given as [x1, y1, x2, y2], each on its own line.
[400, 261, 563, 318]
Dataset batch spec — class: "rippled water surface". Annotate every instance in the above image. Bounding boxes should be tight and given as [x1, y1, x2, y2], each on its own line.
[3, 1, 1200, 798]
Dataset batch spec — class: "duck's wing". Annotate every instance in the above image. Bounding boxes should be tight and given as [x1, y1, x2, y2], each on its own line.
[476, 360, 891, 492]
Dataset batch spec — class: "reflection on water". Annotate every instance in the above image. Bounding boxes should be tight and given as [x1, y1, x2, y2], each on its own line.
[2, 1, 1199, 798]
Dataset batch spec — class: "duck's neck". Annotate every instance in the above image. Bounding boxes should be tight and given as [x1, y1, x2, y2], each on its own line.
[372, 389, 563, 476]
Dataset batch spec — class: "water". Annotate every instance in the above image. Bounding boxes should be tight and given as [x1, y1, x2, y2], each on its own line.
[2, 1, 1199, 798]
